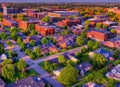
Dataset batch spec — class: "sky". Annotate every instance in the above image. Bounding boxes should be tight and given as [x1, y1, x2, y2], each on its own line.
[0, 0, 120, 2]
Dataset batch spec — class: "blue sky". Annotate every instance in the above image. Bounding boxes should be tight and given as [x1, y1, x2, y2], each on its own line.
[0, 0, 120, 2]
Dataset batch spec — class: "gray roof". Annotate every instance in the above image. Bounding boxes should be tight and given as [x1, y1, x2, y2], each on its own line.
[6, 76, 45, 87]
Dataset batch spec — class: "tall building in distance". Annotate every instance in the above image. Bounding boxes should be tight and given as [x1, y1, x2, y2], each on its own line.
[3, 7, 7, 16]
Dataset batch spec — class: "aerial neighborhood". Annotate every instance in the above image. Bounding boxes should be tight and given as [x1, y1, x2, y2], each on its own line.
[0, 2, 120, 87]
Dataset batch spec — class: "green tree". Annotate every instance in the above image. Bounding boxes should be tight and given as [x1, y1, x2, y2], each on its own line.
[57, 66, 79, 85]
[58, 55, 66, 64]
[93, 54, 106, 68]
[113, 50, 119, 59]
[42, 16, 50, 22]
[8, 50, 13, 58]
[6, 40, 12, 46]
[110, 28, 116, 34]
[20, 42, 26, 50]
[0, 43, 4, 54]
[29, 52, 36, 60]
[76, 36, 84, 46]
[1, 59, 12, 66]
[17, 37, 23, 44]
[25, 48, 31, 55]
[96, 23, 102, 29]
[87, 40, 95, 50]
[114, 59, 120, 65]
[0, 32, 7, 40]
[93, 41, 100, 50]
[81, 30, 86, 38]
[30, 30, 37, 36]
[30, 40, 35, 47]
[44, 60, 51, 70]
[2, 64, 15, 80]
[62, 30, 69, 35]
[34, 46, 41, 57]
[17, 59, 27, 71]
[41, 37, 48, 44]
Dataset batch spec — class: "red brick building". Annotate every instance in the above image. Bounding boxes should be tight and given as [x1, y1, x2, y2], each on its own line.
[57, 18, 81, 27]
[2, 18, 18, 27]
[18, 20, 39, 30]
[87, 29, 111, 41]
[104, 38, 120, 49]
[35, 24, 54, 36]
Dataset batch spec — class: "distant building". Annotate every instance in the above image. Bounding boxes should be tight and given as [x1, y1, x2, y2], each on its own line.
[87, 29, 111, 42]
[2, 18, 18, 27]
[18, 20, 39, 30]
[53, 11, 79, 17]
[35, 24, 54, 36]
[57, 18, 81, 27]
[103, 37, 120, 50]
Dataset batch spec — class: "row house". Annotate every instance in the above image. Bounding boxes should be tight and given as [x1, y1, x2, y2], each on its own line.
[103, 38, 120, 49]
[54, 35, 76, 49]
[57, 18, 81, 27]
[53, 11, 79, 17]
[41, 44, 58, 55]
[88, 14, 110, 27]
[35, 24, 54, 36]
[110, 26, 120, 34]
[87, 29, 111, 42]
[2, 18, 18, 27]
[18, 19, 39, 30]
[103, 21, 118, 27]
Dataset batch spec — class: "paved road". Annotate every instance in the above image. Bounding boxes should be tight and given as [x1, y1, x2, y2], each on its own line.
[13, 43, 64, 87]
[34, 45, 87, 64]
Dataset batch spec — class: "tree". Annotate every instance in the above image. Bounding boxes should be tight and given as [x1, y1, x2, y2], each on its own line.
[30, 30, 37, 36]
[8, 50, 13, 58]
[81, 30, 86, 38]
[67, 60, 75, 66]
[20, 42, 26, 50]
[87, 40, 95, 50]
[47, 36, 56, 44]
[10, 28, 18, 41]
[0, 32, 7, 40]
[28, 24, 35, 30]
[34, 46, 41, 57]
[57, 66, 79, 85]
[41, 37, 48, 45]
[52, 63, 58, 70]
[25, 48, 31, 55]
[29, 52, 36, 60]
[42, 16, 50, 22]
[17, 37, 23, 44]
[93, 41, 100, 50]
[96, 23, 102, 29]
[84, 20, 90, 30]
[6, 40, 12, 46]
[76, 36, 84, 46]
[92, 54, 106, 68]
[113, 50, 119, 59]
[58, 55, 66, 64]
[1, 59, 12, 66]
[114, 59, 120, 65]
[30, 40, 35, 47]
[62, 30, 69, 35]
[110, 28, 116, 34]
[0, 43, 4, 54]
[17, 59, 27, 71]
[2, 64, 15, 80]
[44, 60, 51, 70]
